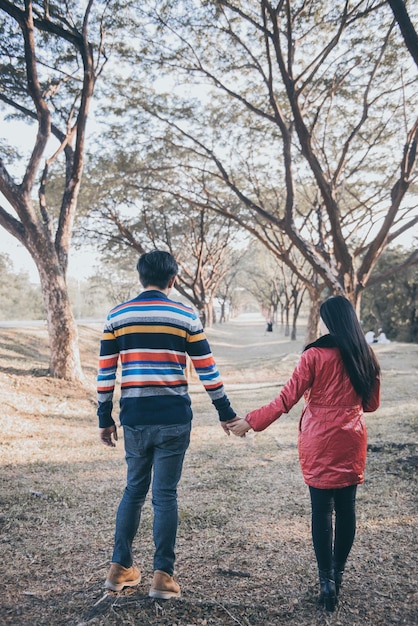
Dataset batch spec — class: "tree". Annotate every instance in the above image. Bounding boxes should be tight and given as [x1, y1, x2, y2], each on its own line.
[245, 257, 283, 326]
[243, 242, 308, 339]
[82, 172, 241, 327]
[276, 262, 308, 341]
[0, 253, 44, 320]
[0, 0, 109, 379]
[361, 245, 418, 342]
[215, 249, 247, 323]
[114, 0, 418, 341]
[387, 0, 418, 67]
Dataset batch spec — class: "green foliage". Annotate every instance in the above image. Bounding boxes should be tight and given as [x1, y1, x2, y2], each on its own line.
[71, 0, 416, 330]
[0, 254, 44, 320]
[361, 246, 418, 342]
[3, 0, 416, 328]
[0, 253, 124, 321]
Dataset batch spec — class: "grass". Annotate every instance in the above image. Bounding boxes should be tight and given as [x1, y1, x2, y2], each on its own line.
[0, 318, 417, 625]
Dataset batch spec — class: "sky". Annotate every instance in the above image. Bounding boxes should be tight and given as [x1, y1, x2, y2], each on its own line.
[1, 111, 416, 286]
[0, 226, 98, 283]
[0, 115, 99, 283]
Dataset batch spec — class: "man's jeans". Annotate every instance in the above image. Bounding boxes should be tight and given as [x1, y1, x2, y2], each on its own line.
[112, 423, 191, 575]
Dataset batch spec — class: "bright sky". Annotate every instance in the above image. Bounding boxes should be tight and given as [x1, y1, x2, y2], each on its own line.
[0, 117, 99, 283]
[1, 116, 416, 286]
[0, 226, 98, 283]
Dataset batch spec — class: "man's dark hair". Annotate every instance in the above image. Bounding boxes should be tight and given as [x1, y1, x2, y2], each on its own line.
[137, 250, 178, 289]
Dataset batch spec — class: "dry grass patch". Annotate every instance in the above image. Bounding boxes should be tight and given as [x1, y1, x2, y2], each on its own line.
[0, 320, 417, 625]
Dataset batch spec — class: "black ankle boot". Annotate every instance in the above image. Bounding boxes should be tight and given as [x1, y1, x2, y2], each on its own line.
[333, 561, 345, 597]
[318, 570, 337, 612]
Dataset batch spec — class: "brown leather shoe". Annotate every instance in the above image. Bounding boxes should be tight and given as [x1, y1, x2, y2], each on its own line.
[149, 570, 181, 599]
[105, 563, 141, 592]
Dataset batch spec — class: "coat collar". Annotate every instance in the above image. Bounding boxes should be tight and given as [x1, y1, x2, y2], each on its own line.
[303, 334, 339, 352]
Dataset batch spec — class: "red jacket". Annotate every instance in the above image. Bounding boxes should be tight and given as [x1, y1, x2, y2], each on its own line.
[246, 346, 380, 489]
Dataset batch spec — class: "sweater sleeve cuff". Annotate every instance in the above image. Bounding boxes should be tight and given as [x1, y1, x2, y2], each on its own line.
[97, 400, 116, 428]
[212, 396, 237, 422]
[99, 415, 116, 428]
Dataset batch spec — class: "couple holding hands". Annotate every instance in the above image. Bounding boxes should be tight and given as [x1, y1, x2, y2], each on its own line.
[97, 251, 380, 613]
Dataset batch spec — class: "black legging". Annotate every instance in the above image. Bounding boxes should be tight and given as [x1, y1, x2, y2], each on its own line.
[309, 485, 357, 573]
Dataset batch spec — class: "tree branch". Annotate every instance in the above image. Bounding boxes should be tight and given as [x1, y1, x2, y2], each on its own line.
[367, 247, 418, 286]
[0, 202, 26, 244]
[357, 119, 418, 287]
[386, 0, 418, 67]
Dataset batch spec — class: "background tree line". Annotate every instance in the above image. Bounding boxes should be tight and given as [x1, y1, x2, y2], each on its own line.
[0, 0, 417, 380]
[1, 244, 417, 344]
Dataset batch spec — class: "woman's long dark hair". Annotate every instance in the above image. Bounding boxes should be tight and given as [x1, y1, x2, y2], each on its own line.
[319, 296, 380, 402]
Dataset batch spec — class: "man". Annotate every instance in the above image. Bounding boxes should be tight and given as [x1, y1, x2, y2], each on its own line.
[97, 250, 238, 598]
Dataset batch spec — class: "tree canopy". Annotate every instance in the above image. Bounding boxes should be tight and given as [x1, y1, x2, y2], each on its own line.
[96, 0, 417, 338]
[1, 0, 417, 369]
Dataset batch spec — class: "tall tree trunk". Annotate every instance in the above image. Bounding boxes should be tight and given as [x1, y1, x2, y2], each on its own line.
[387, 0, 418, 67]
[284, 305, 290, 336]
[205, 300, 213, 328]
[305, 288, 322, 344]
[37, 256, 83, 380]
[42, 276, 82, 380]
[291, 305, 297, 340]
[353, 290, 362, 320]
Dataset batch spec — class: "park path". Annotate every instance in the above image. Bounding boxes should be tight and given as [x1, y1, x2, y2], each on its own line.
[193, 313, 306, 388]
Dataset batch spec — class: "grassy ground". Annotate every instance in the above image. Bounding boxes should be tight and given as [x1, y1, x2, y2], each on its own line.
[0, 317, 417, 625]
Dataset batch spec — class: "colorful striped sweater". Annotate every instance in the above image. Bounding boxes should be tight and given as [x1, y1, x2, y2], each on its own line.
[97, 290, 236, 428]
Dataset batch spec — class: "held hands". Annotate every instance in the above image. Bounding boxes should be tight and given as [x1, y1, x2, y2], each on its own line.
[100, 424, 118, 447]
[222, 416, 252, 437]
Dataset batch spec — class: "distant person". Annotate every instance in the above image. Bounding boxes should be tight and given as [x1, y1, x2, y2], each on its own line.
[376, 329, 391, 344]
[365, 330, 376, 344]
[228, 296, 380, 612]
[265, 319, 273, 334]
[97, 250, 238, 598]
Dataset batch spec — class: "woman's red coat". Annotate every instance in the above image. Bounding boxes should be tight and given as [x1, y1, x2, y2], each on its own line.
[246, 346, 380, 489]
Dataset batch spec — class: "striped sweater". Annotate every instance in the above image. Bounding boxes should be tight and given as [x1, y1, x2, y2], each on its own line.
[97, 290, 236, 428]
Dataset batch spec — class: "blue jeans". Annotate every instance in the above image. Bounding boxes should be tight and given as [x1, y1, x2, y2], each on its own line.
[112, 423, 191, 575]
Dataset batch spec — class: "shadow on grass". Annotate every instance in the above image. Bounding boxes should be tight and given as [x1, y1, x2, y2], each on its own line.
[1, 438, 417, 626]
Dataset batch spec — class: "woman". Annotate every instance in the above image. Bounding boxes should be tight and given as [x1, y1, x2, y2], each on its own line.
[229, 296, 380, 611]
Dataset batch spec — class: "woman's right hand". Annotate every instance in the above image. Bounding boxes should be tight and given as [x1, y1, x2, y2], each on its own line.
[228, 417, 252, 437]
